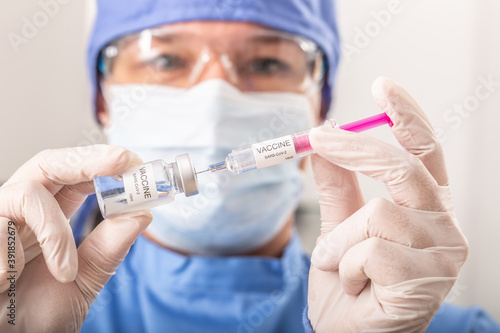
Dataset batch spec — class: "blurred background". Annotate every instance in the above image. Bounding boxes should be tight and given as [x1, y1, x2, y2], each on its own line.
[1, 0, 499, 321]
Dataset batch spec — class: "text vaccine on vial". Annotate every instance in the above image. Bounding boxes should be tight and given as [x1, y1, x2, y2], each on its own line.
[94, 154, 199, 217]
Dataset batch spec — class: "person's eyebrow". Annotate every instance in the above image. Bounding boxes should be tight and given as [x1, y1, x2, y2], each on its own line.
[247, 35, 298, 49]
[249, 36, 288, 44]
[151, 34, 184, 43]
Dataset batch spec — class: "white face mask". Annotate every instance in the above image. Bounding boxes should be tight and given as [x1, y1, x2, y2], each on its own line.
[104, 79, 314, 255]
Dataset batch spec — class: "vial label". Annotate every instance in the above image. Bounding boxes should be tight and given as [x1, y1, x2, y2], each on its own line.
[123, 163, 159, 204]
[252, 135, 297, 169]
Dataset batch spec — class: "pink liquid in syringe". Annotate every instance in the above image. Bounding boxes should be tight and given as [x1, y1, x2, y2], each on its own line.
[293, 134, 312, 154]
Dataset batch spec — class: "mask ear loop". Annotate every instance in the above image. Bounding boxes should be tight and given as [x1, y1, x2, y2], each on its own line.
[99, 78, 114, 110]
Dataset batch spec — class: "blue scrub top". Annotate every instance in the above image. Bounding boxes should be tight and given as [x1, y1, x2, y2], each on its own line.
[82, 233, 310, 333]
[80, 228, 500, 333]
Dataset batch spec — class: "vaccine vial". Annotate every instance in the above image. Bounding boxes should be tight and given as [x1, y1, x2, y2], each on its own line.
[94, 153, 199, 218]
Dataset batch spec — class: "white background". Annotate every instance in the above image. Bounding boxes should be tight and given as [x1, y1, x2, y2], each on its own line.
[1, 0, 499, 322]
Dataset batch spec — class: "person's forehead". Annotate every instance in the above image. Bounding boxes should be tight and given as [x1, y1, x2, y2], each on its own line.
[151, 21, 282, 38]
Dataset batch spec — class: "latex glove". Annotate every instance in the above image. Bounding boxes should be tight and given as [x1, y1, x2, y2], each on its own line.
[307, 77, 469, 332]
[0, 145, 153, 332]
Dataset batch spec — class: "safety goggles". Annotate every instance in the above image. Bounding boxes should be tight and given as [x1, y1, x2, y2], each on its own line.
[98, 27, 325, 93]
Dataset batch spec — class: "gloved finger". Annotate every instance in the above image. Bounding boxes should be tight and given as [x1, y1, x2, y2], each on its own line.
[0, 182, 77, 283]
[4, 145, 142, 217]
[311, 197, 467, 271]
[311, 154, 365, 237]
[75, 210, 153, 302]
[338, 237, 458, 296]
[0, 218, 25, 293]
[372, 77, 449, 186]
[55, 182, 97, 219]
[309, 127, 445, 212]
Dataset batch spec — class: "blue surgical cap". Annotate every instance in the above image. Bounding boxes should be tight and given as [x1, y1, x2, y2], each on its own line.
[87, 0, 340, 113]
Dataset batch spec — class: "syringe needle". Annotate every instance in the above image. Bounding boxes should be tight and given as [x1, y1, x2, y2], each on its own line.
[196, 161, 228, 175]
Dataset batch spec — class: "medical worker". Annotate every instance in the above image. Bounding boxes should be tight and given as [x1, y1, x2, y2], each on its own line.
[1, 0, 500, 332]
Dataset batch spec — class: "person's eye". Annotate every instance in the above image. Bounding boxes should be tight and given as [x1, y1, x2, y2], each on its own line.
[146, 54, 186, 71]
[249, 58, 291, 75]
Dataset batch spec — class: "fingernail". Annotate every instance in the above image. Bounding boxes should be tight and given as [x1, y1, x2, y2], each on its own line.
[57, 263, 78, 283]
[129, 152, 143, 166]
[311, 240, 330, 267]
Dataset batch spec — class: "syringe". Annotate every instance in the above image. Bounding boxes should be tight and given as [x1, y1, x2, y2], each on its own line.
[197, 112, 393, 175]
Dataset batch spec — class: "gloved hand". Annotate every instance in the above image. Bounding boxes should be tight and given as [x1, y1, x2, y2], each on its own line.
[307, 77, 469, 332]
[0, 145, 153, 332]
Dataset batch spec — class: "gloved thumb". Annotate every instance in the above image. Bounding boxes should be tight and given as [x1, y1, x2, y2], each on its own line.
[75, 210, 153, 299]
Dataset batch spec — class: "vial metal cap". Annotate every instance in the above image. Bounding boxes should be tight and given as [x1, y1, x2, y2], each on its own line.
[175, 154, 199, 197]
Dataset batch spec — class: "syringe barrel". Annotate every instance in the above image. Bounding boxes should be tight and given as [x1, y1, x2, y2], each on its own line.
[225, 129, 313, 174]
[222, 112, 392, 175]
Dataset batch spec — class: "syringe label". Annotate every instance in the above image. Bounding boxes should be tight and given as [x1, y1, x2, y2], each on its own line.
[252, 135, 297, 169]
[123, 163, 159, 204]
